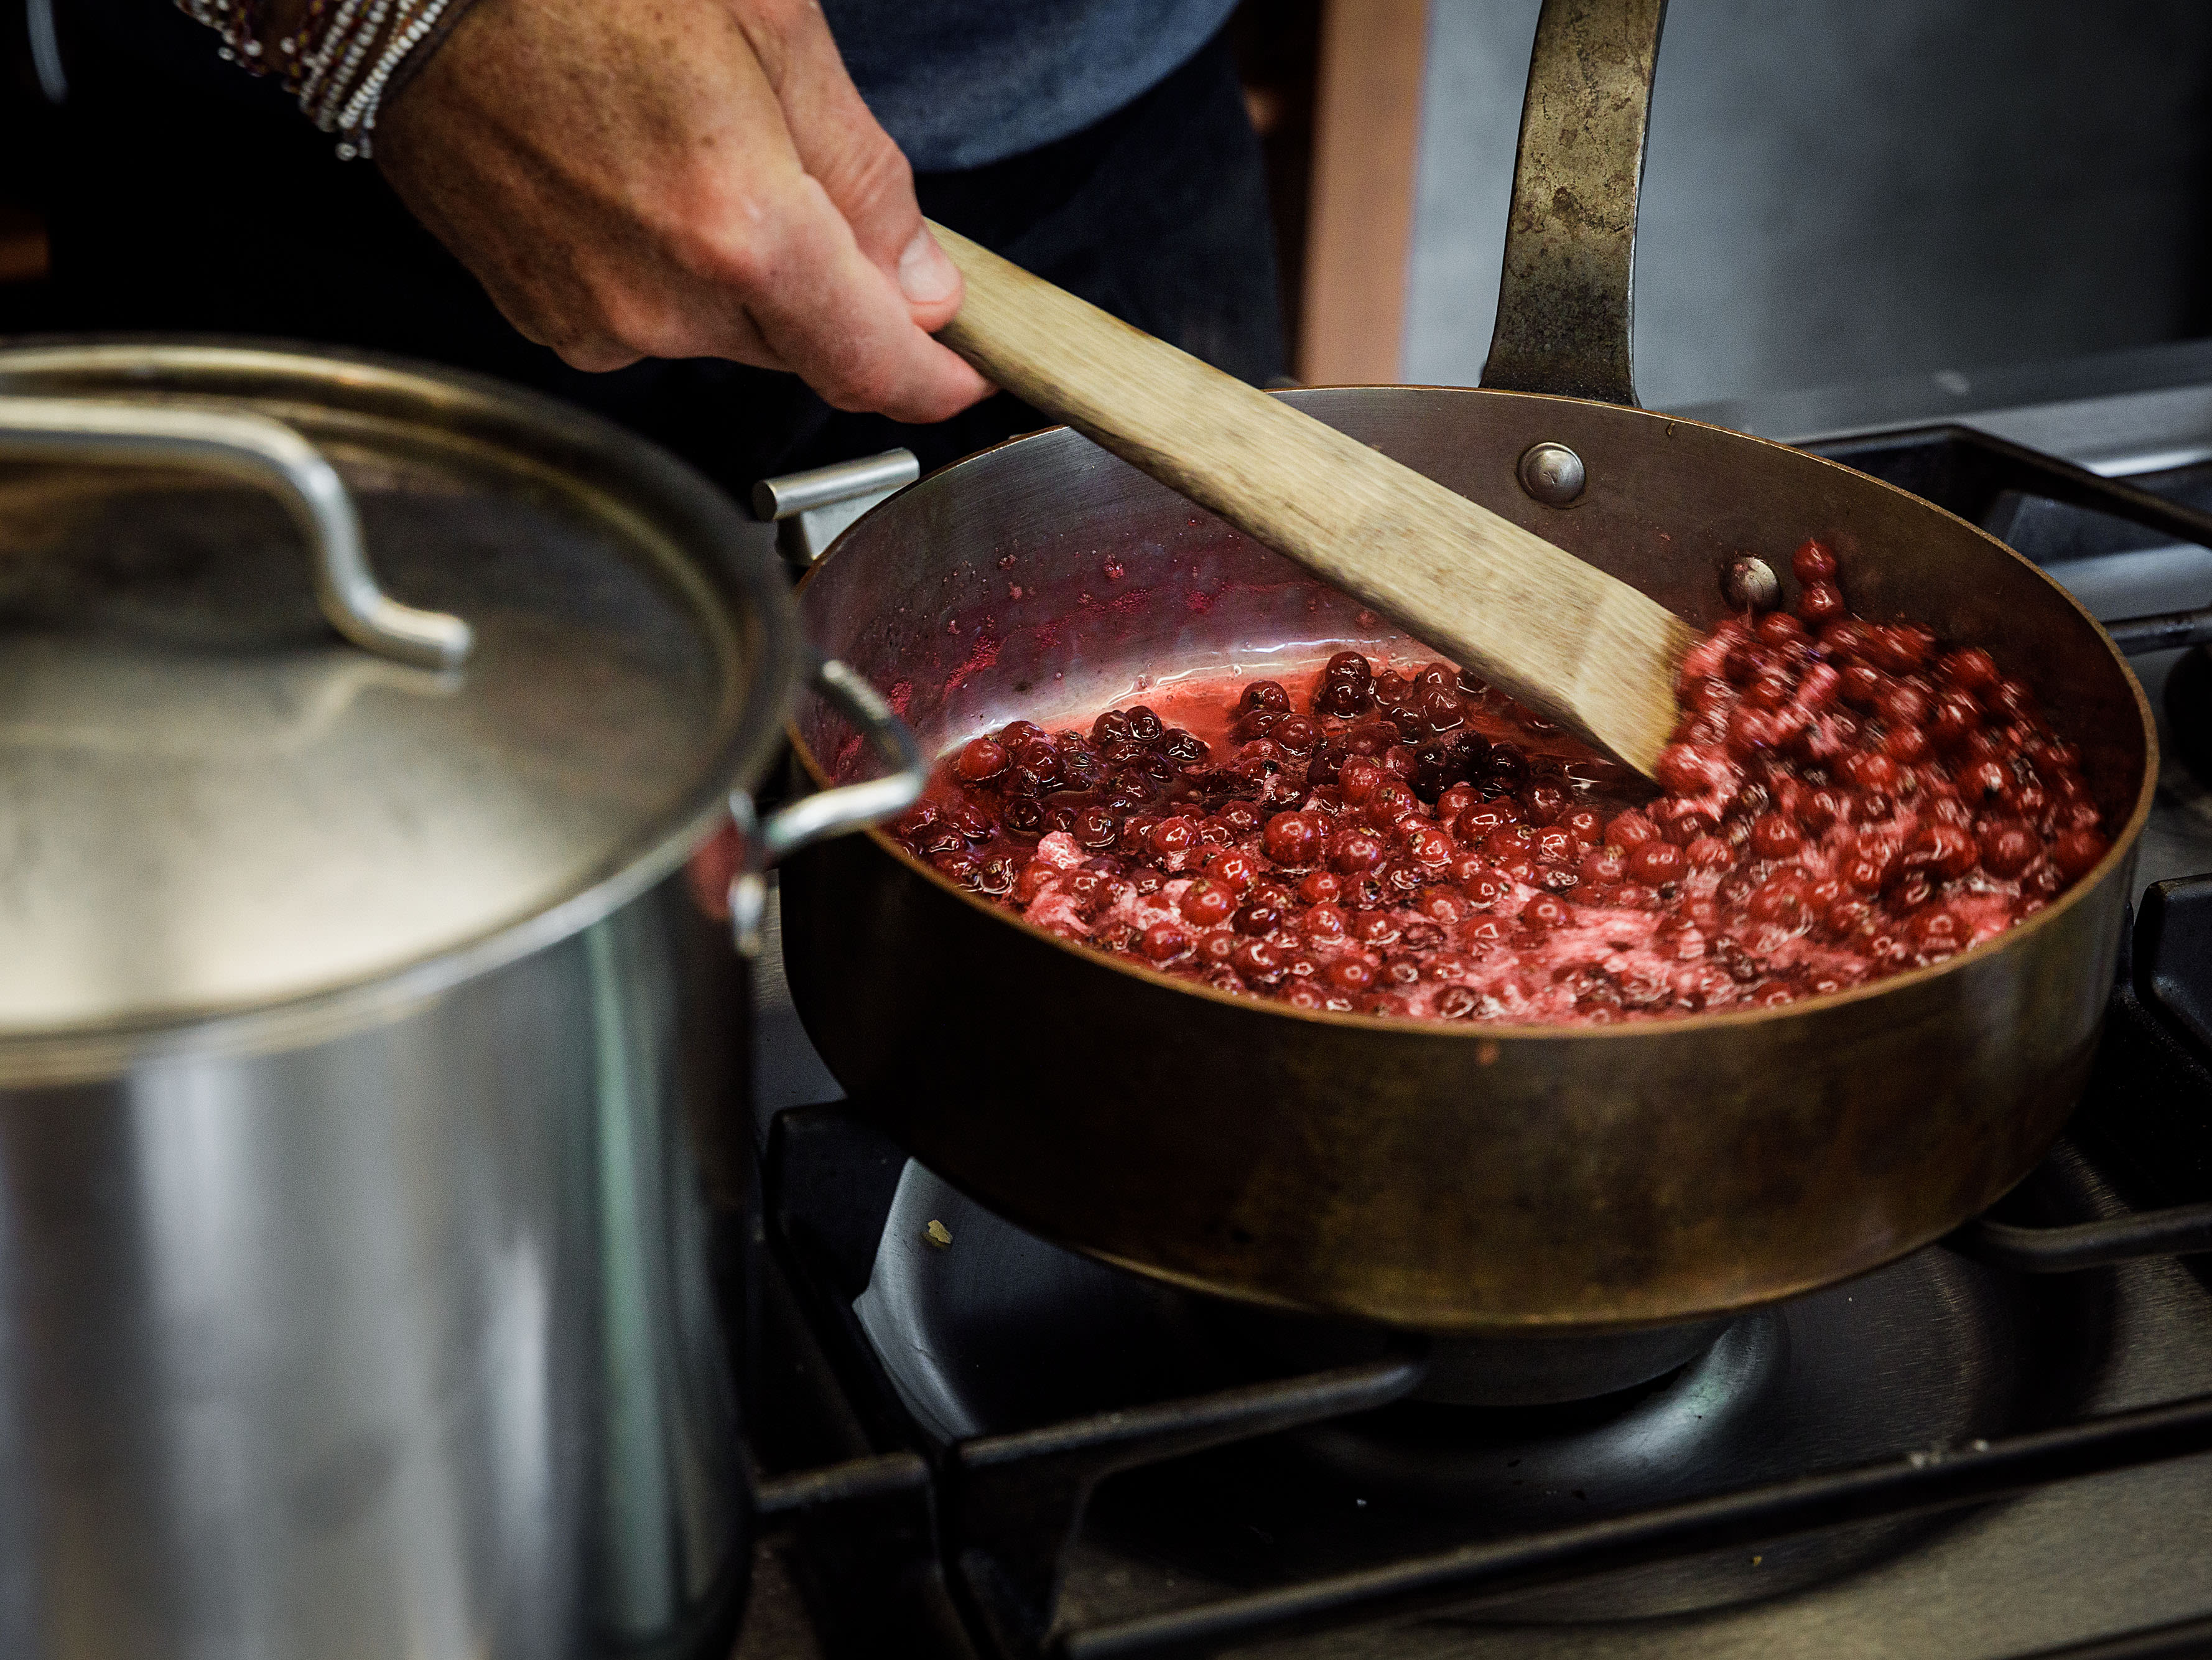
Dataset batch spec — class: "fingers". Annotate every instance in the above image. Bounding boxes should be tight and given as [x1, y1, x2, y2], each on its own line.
[892, 224, 964, 333]
[616, 36, 985, 414]
[727, 175, 991, 422]
[730, 0, 965, 332]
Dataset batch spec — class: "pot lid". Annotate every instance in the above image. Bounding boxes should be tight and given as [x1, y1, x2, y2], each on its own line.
[0, 342, 798, 1038]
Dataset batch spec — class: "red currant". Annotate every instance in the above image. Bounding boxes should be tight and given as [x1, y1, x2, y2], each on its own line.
[1148, 816, 1199, 860]
[1750, 813, 1803, 860]
[1140, 921, 1191, 962]
[1261, 809, 1321, 866]
[1628, 840, 1685, 885]
[1408, 828, 1455, 868]
[1302, 903, 1349, 941]
[1327, 829, 1386, 874]
[2052, 828, 2107, 880]
[1907, 905, 1969, 958]
[1686, 834, 1734, 870]
[1938, 648, 1999, 692]
[1792, 538, 1838, 582]
[1179, 879, 1235, 928]
[1327, 958, 1376, 993]
[1910, 822, 1979, 879]
[1605, 810, 1659, 850]
[955, 737, 1009, 782]
[1520, 893, 1572, 930]
[1798, 581, 1845, 625]
[1746, 875, 1811, 928]
[1979, 822, 2040, 879]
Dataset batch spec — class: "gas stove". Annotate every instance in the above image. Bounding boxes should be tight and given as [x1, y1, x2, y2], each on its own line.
[725, 342, 2212, 1660]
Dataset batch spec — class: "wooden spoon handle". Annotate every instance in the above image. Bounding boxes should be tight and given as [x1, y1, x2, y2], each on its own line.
[927, 220, 1692, 779]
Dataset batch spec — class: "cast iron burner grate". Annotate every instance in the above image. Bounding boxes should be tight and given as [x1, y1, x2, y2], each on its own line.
[1102, 1200, 2111, 1624]
[741, 1071, 2212, 1656]
[732, 424, 2212, 1660]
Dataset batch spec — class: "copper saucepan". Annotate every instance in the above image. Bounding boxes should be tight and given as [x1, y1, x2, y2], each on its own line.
[777, 0, 2158, 1333]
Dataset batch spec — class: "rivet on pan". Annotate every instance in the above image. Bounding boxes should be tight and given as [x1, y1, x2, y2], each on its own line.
[1722, 556, 1780, 612]
[1516, 442, 1586, 506]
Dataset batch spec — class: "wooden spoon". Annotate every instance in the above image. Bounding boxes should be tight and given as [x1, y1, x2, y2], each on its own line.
[926, 221, 1695, 781]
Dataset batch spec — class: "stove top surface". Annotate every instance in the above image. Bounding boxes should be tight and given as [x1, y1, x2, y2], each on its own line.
[848, 1141, 2211, 1655]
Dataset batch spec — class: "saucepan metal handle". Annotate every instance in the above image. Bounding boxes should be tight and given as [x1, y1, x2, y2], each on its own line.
[725, 650, 924, 956]
[0, 395, 473, 669]
[1480, 0, 1668, 408]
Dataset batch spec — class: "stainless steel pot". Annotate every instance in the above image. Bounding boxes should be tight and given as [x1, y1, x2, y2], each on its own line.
[0, 342, 919, 1659]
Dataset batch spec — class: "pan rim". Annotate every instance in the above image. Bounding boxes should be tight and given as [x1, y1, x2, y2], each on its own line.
[789, 386, 2159, 1044]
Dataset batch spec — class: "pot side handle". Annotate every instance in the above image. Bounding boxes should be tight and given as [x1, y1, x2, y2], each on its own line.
[725, 651, 924, 956]
[1479, 0, 1668, 408]
[0, 395, 473, 669]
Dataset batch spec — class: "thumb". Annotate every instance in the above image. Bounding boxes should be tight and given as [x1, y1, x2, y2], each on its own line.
[733, 0, 963, 329]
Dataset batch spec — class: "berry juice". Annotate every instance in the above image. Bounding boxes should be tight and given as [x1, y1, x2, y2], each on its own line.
[889, 539, 2109, 1024]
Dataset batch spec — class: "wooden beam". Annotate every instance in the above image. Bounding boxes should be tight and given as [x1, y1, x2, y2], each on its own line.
[1299, 0, 1429, 384]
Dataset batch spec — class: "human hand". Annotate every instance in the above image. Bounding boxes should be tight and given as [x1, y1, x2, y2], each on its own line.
[371, 0, 991, 421]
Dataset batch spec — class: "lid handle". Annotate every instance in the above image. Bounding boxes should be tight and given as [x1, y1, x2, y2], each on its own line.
[1479, 0, 1668, 407]
[0, 397, 473, 669]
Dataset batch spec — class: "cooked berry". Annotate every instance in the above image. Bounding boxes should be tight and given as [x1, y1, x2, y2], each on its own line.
[889, 556, 2105, 1023]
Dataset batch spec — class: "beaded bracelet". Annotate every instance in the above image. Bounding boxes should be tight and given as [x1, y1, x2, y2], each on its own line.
[177, 0, 475, 157]
[177, 0, 271, 69]
[330, 0, 461, 157]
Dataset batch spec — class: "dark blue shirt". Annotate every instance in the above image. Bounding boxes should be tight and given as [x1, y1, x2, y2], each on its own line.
[825, 0, 1240, 170]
